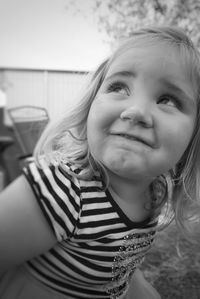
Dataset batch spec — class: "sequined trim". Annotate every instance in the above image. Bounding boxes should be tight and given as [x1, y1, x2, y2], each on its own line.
[105, 230, 155, 298]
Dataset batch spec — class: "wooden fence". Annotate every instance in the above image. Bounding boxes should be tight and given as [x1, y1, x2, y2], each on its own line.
[0, 68, 89, 125]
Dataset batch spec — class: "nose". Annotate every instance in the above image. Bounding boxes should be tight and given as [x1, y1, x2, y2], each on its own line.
[120, 104, 153, 128]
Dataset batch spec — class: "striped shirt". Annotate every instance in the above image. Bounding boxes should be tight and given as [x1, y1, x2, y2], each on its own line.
[23, 161, 158, 299]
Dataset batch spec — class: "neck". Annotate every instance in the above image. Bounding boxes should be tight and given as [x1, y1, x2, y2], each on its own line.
[108, 173, 154, 222]
[108, 171, 153, 204]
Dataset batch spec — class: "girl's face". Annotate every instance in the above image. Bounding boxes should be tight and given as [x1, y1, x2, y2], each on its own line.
[87, 43, 197, 183]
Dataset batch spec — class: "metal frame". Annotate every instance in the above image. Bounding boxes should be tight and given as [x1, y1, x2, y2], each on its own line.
[7, 105, 49, 156]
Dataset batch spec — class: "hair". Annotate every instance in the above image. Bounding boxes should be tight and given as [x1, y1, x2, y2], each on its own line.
[34, 26, 200, 240]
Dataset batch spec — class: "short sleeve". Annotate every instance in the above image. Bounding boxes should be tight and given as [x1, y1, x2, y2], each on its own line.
[22, 160, 81, 242]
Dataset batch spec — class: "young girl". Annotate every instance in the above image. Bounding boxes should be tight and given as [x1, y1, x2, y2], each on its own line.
[0, 26, 200, 299]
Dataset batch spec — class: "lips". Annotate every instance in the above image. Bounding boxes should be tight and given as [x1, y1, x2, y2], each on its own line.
[110, 132, 155, 148]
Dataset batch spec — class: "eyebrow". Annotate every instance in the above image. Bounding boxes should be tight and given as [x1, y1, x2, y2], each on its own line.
[105, 70, 137, 82]
[159, 78, 195, 105]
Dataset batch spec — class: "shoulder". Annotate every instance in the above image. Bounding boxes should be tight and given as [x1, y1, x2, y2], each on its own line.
[23, 159, 81, 194]
[22, 159, 85, 240]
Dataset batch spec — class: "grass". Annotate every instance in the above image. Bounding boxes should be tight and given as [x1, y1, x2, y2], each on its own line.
[141, 222, 200, 299]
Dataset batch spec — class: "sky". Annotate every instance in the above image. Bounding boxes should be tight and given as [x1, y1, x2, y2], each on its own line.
[0, 0, 110, 71]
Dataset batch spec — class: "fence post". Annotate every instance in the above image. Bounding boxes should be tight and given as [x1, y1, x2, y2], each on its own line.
[0, 166, 5, 191]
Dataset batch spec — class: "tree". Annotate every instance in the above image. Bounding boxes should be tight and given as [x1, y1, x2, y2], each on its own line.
[67, 0, 200, 48]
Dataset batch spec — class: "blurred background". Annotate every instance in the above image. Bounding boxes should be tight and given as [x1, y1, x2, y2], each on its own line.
[1, 0, 200, 125]
[0, 1, 200, 298]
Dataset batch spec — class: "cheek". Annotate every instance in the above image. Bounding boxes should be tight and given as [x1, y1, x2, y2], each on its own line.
[89, 94, 121, 122]
[87, 108, 107, 156]
[87, 99, 118, 138]
[164, 123, 194, 160]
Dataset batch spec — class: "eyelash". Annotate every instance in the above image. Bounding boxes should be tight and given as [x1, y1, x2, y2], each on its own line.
[106, 81, 129, 95]
[158, 94, 182, 108]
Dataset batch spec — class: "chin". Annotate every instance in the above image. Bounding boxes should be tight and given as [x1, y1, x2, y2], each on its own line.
[105, 160, 146, 179]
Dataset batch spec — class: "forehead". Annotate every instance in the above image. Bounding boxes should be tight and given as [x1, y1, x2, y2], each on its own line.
[107, 43, 185, 79]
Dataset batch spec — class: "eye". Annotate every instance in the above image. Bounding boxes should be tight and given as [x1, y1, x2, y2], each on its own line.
[106, 81, 129, 95]
[157, 94, 181, 108]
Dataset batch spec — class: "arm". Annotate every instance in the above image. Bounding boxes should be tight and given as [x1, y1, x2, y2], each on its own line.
[0, 175, 57, 271]
[124, 269, 161, 299]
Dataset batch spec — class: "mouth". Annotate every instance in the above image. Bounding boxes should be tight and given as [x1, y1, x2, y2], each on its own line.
[110, 133, 155, 148]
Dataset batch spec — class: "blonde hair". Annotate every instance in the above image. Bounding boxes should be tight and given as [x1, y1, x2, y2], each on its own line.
[35, 26, 200, 239]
